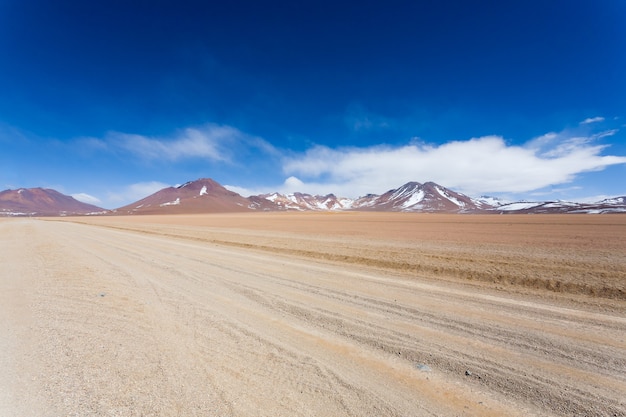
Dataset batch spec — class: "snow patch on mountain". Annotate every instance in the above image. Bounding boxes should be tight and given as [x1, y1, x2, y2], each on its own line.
[476, 196, 506, 207]
[434, 185, 465, 207]
[160, 198, 180, 207]
[400, 190, 425, 209]
[542, 201, 579, 208]
[495, 202, 543, 211]
[599, 197, 626, 205]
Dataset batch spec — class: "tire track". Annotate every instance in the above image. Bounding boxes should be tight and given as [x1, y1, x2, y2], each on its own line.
[4, 219, 625, 416]
[70, 219, 626, 416]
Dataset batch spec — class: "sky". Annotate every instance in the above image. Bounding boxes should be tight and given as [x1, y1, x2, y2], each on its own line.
[1, 0, 625, 209]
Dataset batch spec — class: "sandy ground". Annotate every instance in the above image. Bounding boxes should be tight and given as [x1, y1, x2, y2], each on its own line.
[1, 213, 625, 416]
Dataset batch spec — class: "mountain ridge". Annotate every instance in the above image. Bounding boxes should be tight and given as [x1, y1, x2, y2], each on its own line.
[2, 178, 625, 216]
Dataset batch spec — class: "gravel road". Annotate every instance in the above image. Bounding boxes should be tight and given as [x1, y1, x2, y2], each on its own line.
[1, 217, 625, 416]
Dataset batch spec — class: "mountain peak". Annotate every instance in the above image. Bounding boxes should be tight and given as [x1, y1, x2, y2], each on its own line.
[404, 181, 424, 187]
[354, 181, 481, 212]
[117, 178, 250, 214]
[177, 178, 223, 190]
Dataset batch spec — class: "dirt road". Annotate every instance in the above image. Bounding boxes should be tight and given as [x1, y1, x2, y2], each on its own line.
[1, 216, 625, 416]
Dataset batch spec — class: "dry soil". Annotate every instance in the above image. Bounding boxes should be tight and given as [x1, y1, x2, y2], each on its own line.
[1, 213, 625, 416]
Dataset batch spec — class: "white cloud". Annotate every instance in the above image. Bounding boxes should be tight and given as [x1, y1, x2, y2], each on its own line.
[575, 194, 621, 204]
[581, 116, 605, 124]
[530, 186, 582, 196]
[281, 133, 626, 198]
[284, 175, 305, 189]
[278, 176, 343, 196]
[71, 193, 102, 205]
[111, 127, 224, 161]
[107, 123, 274, 162]
[225, 176, 337, 197]
[107, 181, 171, 206]
[525, 129, 617, 157]
[592, 129, 618, 140]
[223, 184, 253, 197]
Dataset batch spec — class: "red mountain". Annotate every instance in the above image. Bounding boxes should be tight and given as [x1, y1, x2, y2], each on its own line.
[0, 188, 106, 216]
[115, 178, 253, 214]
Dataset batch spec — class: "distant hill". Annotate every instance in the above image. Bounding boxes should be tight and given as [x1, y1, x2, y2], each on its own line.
[490, 198, 626, 214]
[251, 192, 353, 211]
[0, 188, 107, 216]
[114, 178, 253, 214]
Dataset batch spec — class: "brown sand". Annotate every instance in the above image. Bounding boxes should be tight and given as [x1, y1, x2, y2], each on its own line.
[1, 213, 625, 416]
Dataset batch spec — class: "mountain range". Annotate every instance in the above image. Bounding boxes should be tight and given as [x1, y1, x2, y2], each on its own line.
[2, 178, 625, 216]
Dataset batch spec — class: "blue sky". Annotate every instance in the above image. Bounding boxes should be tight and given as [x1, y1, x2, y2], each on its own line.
[1, 0, 625, 208]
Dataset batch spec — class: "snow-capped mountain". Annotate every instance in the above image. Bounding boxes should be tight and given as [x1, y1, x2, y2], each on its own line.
[492, 198, 626, 214]
[598, 196, 626, 206]
[254, 192, 354, 211]
[252, 182, 490, 213]
[115, 178, 253, 214]
[0, 188, 106, 216]
[475, 195, 507, 207]
[350, 181, 491, 212]
[250, 182, 626, 214]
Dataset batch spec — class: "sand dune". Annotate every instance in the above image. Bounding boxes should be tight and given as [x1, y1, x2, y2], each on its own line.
[1, 213, 625, 416]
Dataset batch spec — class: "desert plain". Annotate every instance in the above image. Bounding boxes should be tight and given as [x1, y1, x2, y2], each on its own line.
[1, 212, 625, 416]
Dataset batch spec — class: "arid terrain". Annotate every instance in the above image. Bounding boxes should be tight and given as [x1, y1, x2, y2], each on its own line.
[1, 213, 625, 416]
